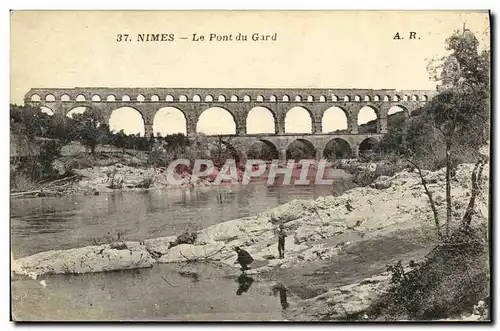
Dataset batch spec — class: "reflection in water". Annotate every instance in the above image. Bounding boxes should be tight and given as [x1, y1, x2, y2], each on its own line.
[236, 273, 254, 296]
[271, 283, 289, 310]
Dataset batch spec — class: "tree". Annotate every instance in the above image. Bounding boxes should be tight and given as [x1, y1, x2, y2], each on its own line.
[72, 109, 104, 154]
[10, 104, 73, 181]
[209, 135, 241, 169]
[425, 27, 489, 236]
[112, 130, 127, 152]
[390, 27, 490, 239]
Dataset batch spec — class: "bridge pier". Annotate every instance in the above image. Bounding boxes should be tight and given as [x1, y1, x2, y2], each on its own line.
[352, 147, 359, 158]
[144, 123, 154, 137]
[377, 116, 388, 134]
[186, 120, 197, 136]
[312, 121, 322, 134]
[315, 148, 323, 161]
[276, 120, 285, 135]
[236, 124, 246, 135]
[278, 148, 287, 162]
[349, 119, 359, 134]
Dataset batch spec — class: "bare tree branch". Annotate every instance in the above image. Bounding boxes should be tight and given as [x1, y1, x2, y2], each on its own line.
[406, 158, 443, 241]
[462, 158, 487, 229]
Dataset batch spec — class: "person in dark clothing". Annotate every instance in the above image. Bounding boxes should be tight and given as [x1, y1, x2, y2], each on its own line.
[277, 225, 287, 259]
[236, 273, 254, 295]
[234, 246, 254, 271]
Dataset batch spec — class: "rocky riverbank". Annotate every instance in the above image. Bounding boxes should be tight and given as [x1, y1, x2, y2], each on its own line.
[11, 163, 490, 320]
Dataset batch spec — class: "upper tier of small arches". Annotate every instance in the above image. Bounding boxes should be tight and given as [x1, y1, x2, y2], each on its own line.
[28, 91, 431, 103]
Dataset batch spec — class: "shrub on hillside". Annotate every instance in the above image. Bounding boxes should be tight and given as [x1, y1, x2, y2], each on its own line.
[351, 163, 401, 187]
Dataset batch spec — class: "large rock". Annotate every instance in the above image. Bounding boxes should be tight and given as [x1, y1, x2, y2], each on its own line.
[157, 242, 226, 263]
[196, 220, 247, 244]
[370, 175, 392, 189]
[143, 236, 178, 255]
[11, 241, 155, 278]
[270, 199, 316, 223]
[288, 273, 392, 320]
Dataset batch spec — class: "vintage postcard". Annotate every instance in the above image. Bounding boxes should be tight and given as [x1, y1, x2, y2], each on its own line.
[10, 10, 491, 322]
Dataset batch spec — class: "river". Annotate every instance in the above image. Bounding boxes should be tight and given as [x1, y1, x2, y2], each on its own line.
[10, 180, 342, 259]
[11, 178, 349, 321]
[11, 172, 438, 321]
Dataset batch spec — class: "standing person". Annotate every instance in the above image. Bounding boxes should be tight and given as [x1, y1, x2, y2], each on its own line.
[234, 246, 254, 271]
[277, 224, 287, 259]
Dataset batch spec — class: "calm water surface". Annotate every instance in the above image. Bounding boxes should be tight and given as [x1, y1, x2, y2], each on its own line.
[12, 263, 289, 321]
[11, 181, 340, 258]
[11, 179, 338, 321]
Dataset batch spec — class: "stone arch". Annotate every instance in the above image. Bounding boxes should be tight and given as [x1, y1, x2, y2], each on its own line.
[30, 94, 41, 102]
[230, 95, 239, 102]
[247, 139, 279, 161]
[359, 137, 380, 158]
[40, 106, 54, 116]
[286, 138, 316, 160]
[357, 106, 379, 133]
[205, 95, 214, 102]
[256, 95, 264, 102]
[197, 107, 236, 135]
[193, 94, 201, 102]
[91, 94, 101, 102]
[151, 94, 160, 102]
[307, 95, 314, 102]
[388, 105, 409, 117]
[324, 138, 353, 160]
[344, 96, 350, 102]
[421, 95, 428, 101]
[284, 106, 313, 134]
[109, 106, 145, 136]
[61, 94, 71, 102]
[354, 95, 361, 102]
[218, 95, 226, 102]
[319, 95, 326, 102]
[322, 106, 349, 133]
[66, 106, 87, 118]
[179, 95, 187, 102]
[332, 95, 339, 102]
[243, 95, 251, 102]
[121, 95, 130, 102]
[137, 94, 145, 102]
[282, 95, 290, 102]
[392, 95, 400, 102]
[269, 95, 277, 102]
[364, 95, 371, 102]
[383, 95, 390, 102]
[373, 95, 380, 101]
[411, 95, 418, 101]
[107, 94, 116, 102]
[76, 94, 86, 102]
[45, 94, 56, 102]
[403, 95, 409, 101]
[166, 95, 174, 102]
[153, 107, 187, 136]
[294, 95, 302, 102]
[246, 106, 276, 134]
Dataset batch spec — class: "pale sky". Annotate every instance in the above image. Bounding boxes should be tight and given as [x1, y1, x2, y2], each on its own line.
[11, 11, 490, 135]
